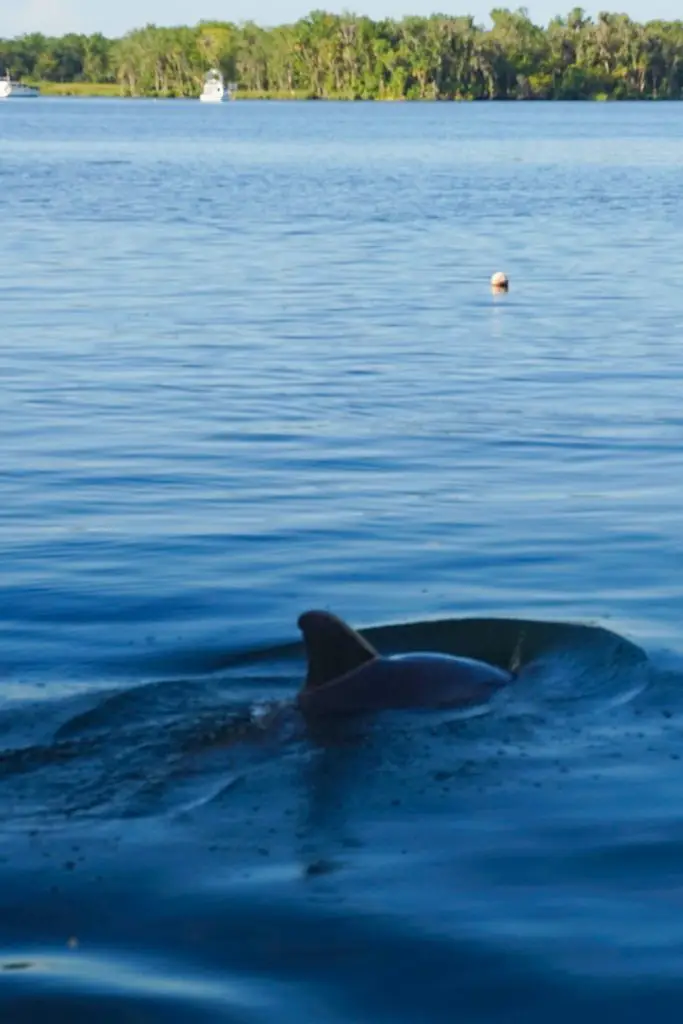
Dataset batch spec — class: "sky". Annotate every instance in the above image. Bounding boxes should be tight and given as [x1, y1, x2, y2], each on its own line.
[1, 0, 681, 39]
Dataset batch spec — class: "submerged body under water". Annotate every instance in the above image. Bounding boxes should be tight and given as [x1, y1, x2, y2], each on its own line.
[3, 99, 683, 1020]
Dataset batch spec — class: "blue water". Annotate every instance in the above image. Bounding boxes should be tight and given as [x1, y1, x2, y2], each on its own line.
[2, 98, 683, 1021]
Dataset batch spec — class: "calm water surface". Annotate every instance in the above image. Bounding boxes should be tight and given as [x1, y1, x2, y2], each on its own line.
[2, 99, 683, 1021]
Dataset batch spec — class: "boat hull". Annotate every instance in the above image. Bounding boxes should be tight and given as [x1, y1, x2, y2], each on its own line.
[0, 83, 40, 99]
[199, 68, 233, 102]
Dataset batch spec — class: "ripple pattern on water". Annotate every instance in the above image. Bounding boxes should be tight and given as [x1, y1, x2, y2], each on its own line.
[3, 99, 683, 1022]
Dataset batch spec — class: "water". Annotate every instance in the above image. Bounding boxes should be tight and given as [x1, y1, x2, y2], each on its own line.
[2, 98, 683, 1020]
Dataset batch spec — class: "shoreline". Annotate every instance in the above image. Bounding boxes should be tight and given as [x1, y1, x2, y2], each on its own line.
[22, 83, 675, 102]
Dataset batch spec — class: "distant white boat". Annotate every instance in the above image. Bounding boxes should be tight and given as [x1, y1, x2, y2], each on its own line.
[0, 73, 40, 99]
[199, 69, 235, 103]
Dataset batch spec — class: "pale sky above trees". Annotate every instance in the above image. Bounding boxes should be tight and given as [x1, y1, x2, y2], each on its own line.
[2, 0, 682, 40]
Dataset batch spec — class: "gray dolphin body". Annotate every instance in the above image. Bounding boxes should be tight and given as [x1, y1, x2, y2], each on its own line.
[296, 610, 514, 717]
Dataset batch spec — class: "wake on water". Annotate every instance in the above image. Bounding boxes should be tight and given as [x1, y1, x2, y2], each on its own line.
[3, 615, 683, 1023]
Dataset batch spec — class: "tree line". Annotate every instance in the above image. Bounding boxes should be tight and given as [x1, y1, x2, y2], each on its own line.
[2, 8, 683, 100]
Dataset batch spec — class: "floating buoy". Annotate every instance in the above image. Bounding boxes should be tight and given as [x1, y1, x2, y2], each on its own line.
[491, 272, 509, 293]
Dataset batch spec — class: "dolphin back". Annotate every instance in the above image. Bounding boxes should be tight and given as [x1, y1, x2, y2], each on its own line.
[298, 650, 513, 717]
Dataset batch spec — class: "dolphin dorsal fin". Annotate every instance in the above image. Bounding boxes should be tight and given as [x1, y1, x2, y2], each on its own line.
[298, 610, 379, 689]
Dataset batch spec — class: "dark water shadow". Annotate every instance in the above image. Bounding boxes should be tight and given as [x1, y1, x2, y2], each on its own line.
[97, 613, 645, 683]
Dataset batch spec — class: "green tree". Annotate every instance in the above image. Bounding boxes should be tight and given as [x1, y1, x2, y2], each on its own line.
[4, 9, 683, 101]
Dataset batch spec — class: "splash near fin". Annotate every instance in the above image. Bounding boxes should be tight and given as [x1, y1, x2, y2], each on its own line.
[509, 629, 526, 674]
[298, 610, 379, 689]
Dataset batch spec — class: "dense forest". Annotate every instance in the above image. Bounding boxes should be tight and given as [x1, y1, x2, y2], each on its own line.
[2, 8, 683, 100]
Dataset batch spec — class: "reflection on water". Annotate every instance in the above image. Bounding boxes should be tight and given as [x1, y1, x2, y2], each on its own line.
[1, 948, 269, 1010]
[3, 99, 683, 1020]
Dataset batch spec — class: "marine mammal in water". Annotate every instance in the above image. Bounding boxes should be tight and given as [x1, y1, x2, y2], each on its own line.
[296, 610, 514, 717]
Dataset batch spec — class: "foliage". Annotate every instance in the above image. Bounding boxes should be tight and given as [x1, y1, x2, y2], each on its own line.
[3, 9, 683, 99]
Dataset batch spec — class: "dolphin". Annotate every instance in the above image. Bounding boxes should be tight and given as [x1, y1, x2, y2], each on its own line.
[296, 610, 514, 717]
